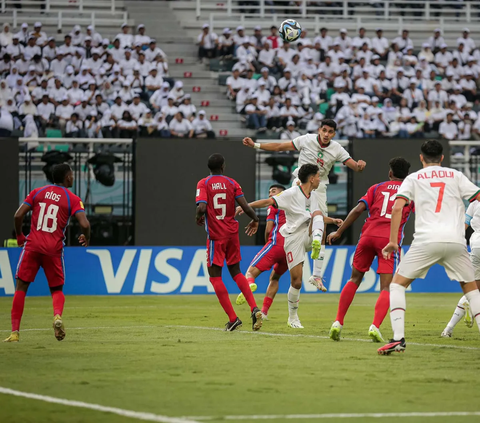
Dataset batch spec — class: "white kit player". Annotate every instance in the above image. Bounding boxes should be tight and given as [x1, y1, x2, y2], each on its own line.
[379, 140, 480, 355]
[441, 200, 480, 337]
[243, 118, 366, 282]
[247, 164, 343, 329]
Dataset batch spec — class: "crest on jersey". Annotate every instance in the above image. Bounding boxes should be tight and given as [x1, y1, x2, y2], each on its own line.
[79, 201, 84, 209]
[196, 189, 200, 196]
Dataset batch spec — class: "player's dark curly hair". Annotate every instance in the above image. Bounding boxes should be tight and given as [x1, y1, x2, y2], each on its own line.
[52, 164, 72, 184]
[421, 140, 443, 164]
[208, 153, 225, 172]
[389, 157, 411, 180]
[298, 164, 319, 183]
[320, 119, 337, 131]
[269, 184, 286, 191]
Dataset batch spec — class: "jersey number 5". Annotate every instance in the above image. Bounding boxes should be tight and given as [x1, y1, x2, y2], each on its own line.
[37, 202, 59, 233]
[430, 182, 445, 213]
[380, 192, 396, 219]
[213, 193, 227, 220]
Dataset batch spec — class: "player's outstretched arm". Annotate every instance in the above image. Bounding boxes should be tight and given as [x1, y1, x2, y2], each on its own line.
[327, 202, 366, 245]
[236, 196, 260, 236]
[14, 203, 31, 247]
[242, 137, 296, 152]
[247, 198, 276, 209]
[75, 212, 91, 247]
[382, 198, 406, 259]
[345, 158, 367, 173]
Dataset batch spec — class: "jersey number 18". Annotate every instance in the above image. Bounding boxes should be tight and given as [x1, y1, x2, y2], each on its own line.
[37, 202, 59, 233]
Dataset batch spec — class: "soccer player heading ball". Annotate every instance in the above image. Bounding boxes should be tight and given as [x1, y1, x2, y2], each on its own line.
[195, 154, 264, 332]
[4, 164, 91, 343]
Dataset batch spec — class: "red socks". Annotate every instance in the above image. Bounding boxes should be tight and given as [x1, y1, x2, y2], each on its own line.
[52, 290, 65, 316]
[246, 277, 255, 285]
[209, 277, 237, 322]
[11, 291, 26, 332]
[233, 274, 257, 311]
[373, 290, 390, 328]
[336, 281, 358, 325]
[262, 297, 273, 315]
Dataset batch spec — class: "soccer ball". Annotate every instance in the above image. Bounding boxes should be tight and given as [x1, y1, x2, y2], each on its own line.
[278, 19, 302, 43]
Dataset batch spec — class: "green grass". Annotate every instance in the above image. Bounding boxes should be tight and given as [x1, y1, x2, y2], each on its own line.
[1, 294, 480, 423]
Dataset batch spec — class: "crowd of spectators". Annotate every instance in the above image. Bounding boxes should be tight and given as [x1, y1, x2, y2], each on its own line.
[199, 23, 480, 140]
[0, 21, 215, 139]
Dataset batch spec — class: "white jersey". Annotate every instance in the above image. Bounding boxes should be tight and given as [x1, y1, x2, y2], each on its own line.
[466, 201, 480, 248]
[397, 166, 480, 245]
[291, 134, 351, 184]
[273, 185, 316, 237]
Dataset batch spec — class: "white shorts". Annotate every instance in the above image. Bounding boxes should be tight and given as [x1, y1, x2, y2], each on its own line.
[292, 179, 328, 216]
[284, 226, 312, 270]
[470, 248, 480, 280]
[397, 242, 475, 282]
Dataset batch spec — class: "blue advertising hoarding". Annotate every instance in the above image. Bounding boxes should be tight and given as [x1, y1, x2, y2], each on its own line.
[0, 246, 463, 296]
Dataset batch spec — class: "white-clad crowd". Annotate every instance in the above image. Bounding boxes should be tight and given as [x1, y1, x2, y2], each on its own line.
[0, 21, 215, 139]
[213, 24, 480, 140]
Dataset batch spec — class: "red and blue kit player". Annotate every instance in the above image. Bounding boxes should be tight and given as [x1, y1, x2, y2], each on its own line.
[196, 153, 263, 332]
[4, 164, 91, 343]
[235, 184, 288, 319]
[327, 158, 414, 342]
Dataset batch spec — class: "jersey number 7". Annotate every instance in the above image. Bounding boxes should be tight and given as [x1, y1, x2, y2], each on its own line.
[430, 182, 445, 213]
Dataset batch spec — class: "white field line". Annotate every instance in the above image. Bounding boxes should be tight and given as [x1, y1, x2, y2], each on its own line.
[0, 387, 200, 423]
[183, 412, 480, 420]
[1, 323, 480, 351]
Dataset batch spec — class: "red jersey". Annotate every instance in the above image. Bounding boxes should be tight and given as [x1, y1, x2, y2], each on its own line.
[266, 206, 286, 248]
[359, 180, 414, 243]
[24, 184, 85, 256]
[196, 175, 244, 240]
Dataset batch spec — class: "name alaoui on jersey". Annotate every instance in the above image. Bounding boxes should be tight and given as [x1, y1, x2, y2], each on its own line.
[417, 170, 454, 179]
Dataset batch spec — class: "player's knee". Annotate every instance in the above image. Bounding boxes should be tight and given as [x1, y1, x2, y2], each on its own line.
[291, 278, 302, 289]
[312, 210, 324, 218]
[227, 263, 241, 278]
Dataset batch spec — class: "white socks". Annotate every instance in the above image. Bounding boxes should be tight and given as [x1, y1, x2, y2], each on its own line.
[390, 283, 406, 340]
[288, 286, 300, 320]
[312, 214, 324, 241]
[465, 289, 480, 332]
[446, 295, 467, 331]
[313, 245, 326, 277]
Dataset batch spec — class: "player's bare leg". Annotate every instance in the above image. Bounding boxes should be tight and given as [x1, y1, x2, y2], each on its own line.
[236, 266, 260, 305]
[4, 279, 30, 343]
[208, 265, 241, 331]
[287, 264, 304, 328]
[51, 285, 66, 341]
[262, 270, 281, 318]
[330, 267, 364, 341]
[369, 273, 392, 343]
[378, 274, 413, 355]
[309, 211, 327, 291]
[228, 263, 262, 331]
[442, 280, 480, 337]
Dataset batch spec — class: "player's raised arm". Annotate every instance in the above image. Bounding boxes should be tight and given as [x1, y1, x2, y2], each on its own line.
[75, 211, 91, 247]
[345, 158, 367, 173]
[382, 197, 407, 259]
[242, 137, 295, 152]
[14, 203, 31, 247]
[327, 201, 367, 245]
[236, 196, 260, 236]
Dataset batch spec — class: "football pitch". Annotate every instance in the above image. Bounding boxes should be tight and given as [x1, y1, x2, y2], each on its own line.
[1, 294, 480, 423]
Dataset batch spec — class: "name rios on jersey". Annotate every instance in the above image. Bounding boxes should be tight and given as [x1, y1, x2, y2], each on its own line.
[45, 191, 62, 202]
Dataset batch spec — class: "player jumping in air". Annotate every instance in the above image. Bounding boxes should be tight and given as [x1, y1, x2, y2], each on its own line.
[247, 164, 343, 329]
[327, 158, 414, 342]
[4, 164, 90, 343]
[380, 140, 480, 355]
[441, 200, 480, 337]
[243, 119, 366, 288]
[235, 184, 287, 319]
[195, 153, 263, 332]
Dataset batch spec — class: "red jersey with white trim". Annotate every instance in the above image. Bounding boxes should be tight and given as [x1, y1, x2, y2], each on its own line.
[358, 180, 414, 243]
[196, 175, 244, 240]
[23, 184, 85, 256]
[266, 206, 286, 247]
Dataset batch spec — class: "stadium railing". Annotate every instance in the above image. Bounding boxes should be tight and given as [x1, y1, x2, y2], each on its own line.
[191, 0, 480, 32]
[1, 0, 119, 13]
